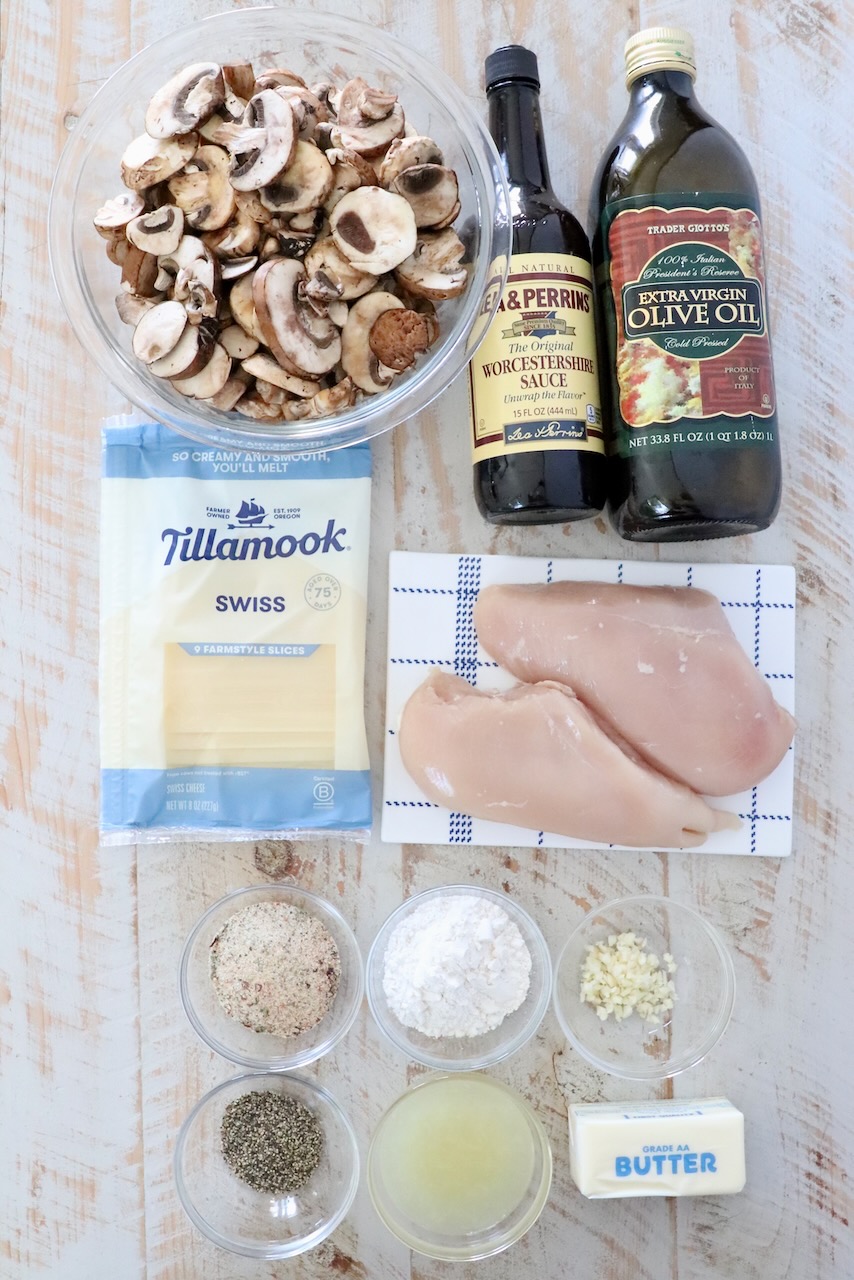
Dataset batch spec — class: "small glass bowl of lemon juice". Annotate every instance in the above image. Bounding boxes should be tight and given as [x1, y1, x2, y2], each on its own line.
[367, 1073, 552, 1261]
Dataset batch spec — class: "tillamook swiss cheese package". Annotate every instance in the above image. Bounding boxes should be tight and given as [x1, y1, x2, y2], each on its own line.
[100, 419, 372, 844]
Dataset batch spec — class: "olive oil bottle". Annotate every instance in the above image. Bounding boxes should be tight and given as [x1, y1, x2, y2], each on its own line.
[470, 46, 606, 523]
[592, 28, 782, 541]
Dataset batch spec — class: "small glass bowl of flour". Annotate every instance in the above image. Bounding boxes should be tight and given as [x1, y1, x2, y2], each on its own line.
[180, 885, 364, 1070]
[367, 885, 552, 1071]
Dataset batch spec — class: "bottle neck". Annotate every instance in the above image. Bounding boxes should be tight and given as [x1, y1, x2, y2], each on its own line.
[627, 67, 698, 106]
[487, 80, 552, 193]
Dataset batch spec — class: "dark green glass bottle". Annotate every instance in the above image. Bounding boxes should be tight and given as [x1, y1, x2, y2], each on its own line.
[592, 27, 782, 541]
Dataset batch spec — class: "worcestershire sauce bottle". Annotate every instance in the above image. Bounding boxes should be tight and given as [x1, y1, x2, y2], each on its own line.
[471, 46, 606, 523]
[592, 28, 782, 540]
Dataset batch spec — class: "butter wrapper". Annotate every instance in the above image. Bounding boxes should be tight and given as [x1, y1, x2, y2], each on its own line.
[569, 1098, 745, 1198]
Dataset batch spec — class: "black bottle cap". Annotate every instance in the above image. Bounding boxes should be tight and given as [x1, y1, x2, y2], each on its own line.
[484, 45, 540, 92]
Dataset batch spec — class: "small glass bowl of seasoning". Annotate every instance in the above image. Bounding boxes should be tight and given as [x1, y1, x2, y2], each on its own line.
[366, 884, 552, 1071]
[368, 1072, 552, 1260]
[175, 1070, 359, 1259]
[179, 884, 364, 1070]
[553, 894, 736, 1080]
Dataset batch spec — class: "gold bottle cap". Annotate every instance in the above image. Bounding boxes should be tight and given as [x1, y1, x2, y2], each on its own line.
[624, 27, 696, 87]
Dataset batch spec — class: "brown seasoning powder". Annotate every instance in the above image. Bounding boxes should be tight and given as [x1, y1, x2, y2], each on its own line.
[210, 900, 341, 1037]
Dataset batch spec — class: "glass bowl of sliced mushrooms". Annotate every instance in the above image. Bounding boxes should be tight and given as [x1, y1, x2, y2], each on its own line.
[49, 6, 510, 452]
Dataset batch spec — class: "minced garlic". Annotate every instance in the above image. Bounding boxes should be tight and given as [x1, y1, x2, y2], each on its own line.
[579, 931, 677, 1025]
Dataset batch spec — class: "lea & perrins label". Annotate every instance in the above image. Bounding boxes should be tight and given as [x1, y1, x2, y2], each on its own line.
[470, 252, 604, 462]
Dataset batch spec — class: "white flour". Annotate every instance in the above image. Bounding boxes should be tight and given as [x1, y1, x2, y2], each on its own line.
[382, 895, 532, 1038]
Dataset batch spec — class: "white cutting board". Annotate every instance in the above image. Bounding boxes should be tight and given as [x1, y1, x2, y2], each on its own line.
[381, 553, 796, 856]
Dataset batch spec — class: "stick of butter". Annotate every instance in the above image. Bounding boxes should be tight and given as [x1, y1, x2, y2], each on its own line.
[569, 1098, 745, 1198]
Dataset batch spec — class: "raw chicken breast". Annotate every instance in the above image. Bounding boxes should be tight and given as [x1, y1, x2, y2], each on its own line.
[398, 672, 739, 848]
[474, 581, 795, 796]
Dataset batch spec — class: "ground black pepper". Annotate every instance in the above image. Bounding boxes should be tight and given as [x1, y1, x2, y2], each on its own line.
[220, 1090, 323, 1195]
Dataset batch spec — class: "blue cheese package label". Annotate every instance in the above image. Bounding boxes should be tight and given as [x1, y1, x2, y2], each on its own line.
[100, 419, 372, 844]
[569, 1098, 746, 1198]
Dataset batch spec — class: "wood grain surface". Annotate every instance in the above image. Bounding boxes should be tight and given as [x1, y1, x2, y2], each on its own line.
[1, 0, 852, 1277]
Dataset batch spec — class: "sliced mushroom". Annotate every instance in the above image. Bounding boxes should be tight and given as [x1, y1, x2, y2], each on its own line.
[241, 352, 321, 397]
[276, 85, 329, 140]
[222, 63, 257, 102]
[331, 78, 406, 158]
[158, 236, 208, 275]
[288, 209, 324, 234]
[208, 368, 252, 411]
[332, 109, 405, 158]
[131, 299, 189, 363]
[304, 238, 376, 300]
[233, 189, 274, 225]
[220, 324, 259, 359]
[126, 204, 185, 255]
[106, 237, 130, 267]
[336, 77, 398, 127]
[260, 229, 314, 260]
[226, 90, 298, 191]
[341, 291, 404, 393]
[330, 186, 416, 275]
[148, 319, 216, 378]
[234, 393, 289, 421]
[203, 213, 261, 259]
[121, 245, 160, 296]
[253, 68, 307, 92]
[311, 82, 337, 117]
[368, 307, 435, 371]
[391, 165, 460, 228]
[167, 144, 236, 231]
[313, 122, 335, 152]
[301, 269, 343, 314]
[378, 136, 444, 186]
[306, 376, 356, 417]
[324, 148, 377, 213]
[220, 255, 258, 281]
[394, 228, 468, 300]
[327, 299, 349, 327]
[145, 63, 225, 138]
[254, 377, 289, 406]
[171, 342, 232, 398]
[120, 132, 197, 191]
[228, 271, 266, 342]
[259, 141, 334, 215]
[115, 292, 159, 326]
[173, 263, 219, 324]
[94, 192, 145, 236]
[198, 100, 245, 143]
[253, 258, 342, 377]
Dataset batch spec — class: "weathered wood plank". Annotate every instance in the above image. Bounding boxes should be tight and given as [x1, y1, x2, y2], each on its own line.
[2, 0, 852, 1276]
[0, 0, 144, 1275]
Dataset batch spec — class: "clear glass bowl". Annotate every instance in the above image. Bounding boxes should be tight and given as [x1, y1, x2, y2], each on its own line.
[48, 6, 510, 452]
[175, 1070, 359, 1259]
[367, 1073, 552, 1261]
[179, 884, 363, 1070]
[553, 894, 736, 1081]
[366, 884, 552, 1071]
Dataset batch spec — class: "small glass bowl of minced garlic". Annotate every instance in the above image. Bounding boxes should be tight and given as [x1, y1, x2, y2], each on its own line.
[179, 884, 364, 1070]
[174, 1070, 359, 1259]
[553, 895, 736, 1080]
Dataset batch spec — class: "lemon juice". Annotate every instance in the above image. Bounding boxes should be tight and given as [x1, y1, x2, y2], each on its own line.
[370, 1074, 539, 1237]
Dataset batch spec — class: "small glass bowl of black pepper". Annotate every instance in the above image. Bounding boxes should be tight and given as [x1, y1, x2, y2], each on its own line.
[179, 884, 364, 1070]
[175, 1071, 359, 1259]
